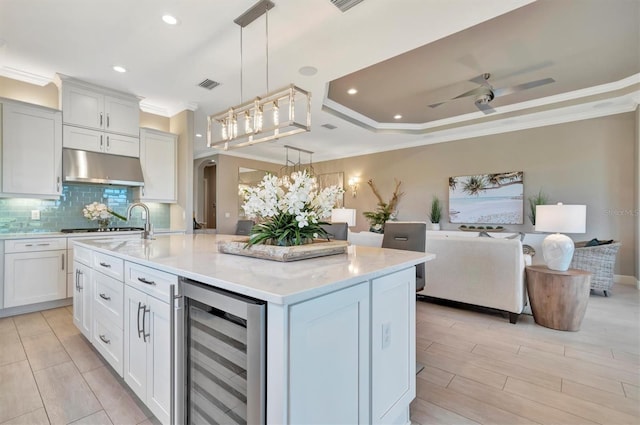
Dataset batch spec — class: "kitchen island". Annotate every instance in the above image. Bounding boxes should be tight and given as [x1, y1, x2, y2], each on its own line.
[72, 234, 434, 424]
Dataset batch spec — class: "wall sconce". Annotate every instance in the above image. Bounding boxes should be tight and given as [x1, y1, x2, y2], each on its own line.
[348, 177, 360, 197]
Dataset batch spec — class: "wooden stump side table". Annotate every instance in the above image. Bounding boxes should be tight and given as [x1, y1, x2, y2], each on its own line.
[525, 265, 591, 331]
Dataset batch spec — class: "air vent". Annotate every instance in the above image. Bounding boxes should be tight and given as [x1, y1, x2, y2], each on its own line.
[321, 123, 337, 130]
[198, 79, 220, 90]
[330, 0, 365, 12]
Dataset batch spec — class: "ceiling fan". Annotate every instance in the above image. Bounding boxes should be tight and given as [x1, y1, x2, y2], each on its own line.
[428, 73, 555, 114]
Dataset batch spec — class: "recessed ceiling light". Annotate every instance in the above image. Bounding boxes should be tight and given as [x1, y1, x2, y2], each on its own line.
[298, 66, 318, 76]
[394, 114, 402, 120]
[112, 65, 127, 73]
[195, 133, 203, 138]
[162, 14, 179, 25]
[347, 88, 358, 95]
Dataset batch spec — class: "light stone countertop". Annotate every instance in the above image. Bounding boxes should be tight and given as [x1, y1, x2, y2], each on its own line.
[73, 234, 434, 305]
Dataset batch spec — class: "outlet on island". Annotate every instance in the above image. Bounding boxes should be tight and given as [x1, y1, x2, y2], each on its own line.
[31, 210, 40, 220]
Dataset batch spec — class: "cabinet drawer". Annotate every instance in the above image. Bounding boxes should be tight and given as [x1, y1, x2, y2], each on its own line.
[5, 238, 66, 253]
[93, 251, 124, 281]
[73, 244, 92, 266]
[93, 272, 124, 327]
[125, 262, 177, 302]
[93, 311, 124, 377]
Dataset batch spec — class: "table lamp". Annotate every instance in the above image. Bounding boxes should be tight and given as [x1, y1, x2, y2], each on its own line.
[331, 208, 356, 227]
[535, 203, 586, 271]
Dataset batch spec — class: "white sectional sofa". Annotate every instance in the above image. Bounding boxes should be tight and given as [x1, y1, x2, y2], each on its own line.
[420, 234, 529, 323]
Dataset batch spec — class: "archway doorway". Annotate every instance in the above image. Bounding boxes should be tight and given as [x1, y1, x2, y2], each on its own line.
[203, 163, 217, 229]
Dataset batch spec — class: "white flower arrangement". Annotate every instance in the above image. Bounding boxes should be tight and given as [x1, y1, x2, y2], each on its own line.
[82, 202, 127, 221]
[241, 170, 344, 246]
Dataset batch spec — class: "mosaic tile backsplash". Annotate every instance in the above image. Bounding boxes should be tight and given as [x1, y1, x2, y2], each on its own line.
[0, 184, 170, 233]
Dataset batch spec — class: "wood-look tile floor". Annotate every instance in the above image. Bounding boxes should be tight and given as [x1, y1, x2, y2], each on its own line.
[411, 284, 640, 425]
[0, 306, 160, 425]
[1, 285, 638, 424]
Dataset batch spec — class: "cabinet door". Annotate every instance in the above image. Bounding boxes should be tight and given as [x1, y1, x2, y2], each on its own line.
[104, 95, 140, 136]
[62, 125, 104, 153]
[124, 285, 148, 402]
[371, 268, 415, 424]
[104, 133, 139, 157]
[288, 282, 370, 424]
[1, 102, 62, 197]
[146, 295, 172, 425]
[139, 129, 177, 202]
[4, 250, 66, 307]
[72, 261, 93, 339]
[61, 85, 104, 129]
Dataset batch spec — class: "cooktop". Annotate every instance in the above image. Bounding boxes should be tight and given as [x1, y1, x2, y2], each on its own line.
[60, 227, 144, 233]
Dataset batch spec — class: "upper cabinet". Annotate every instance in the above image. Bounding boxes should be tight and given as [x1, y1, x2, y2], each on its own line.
[0, 99, 62, 198]
[137, 128, 177, 203]
[58, 75, 140, 137]
[56, 75, 141, 158]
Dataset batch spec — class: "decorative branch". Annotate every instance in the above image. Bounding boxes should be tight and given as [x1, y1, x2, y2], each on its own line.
[367, 179, 385, 206]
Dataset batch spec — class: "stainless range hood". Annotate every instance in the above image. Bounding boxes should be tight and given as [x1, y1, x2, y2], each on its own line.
[63, 149, 145, 187]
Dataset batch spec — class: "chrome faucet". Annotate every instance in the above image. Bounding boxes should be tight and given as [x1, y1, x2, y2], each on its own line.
[127, 202, 153, 240]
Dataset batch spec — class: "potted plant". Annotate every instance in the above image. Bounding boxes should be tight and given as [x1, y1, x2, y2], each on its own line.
[528, 190, 550, 226]
[363, 179, 403, 233]
[428, 196, 442, 230]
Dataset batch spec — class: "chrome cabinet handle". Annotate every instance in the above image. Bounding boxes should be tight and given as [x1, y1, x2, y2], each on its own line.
[78, 270, 83, 290]
[100, 134, 103, 149]
[142, 305, 150, 342]
[99, 262, 111, 268]
[99, 293, 111, 301]
[75, 269, 80, 291]
[106, 113, 110, 128]
[137, 277, 156, 285]
[99, 334, 110, 344]
[57, 176, 60, 192]
[100, 112, 103, 127]
[137, 302, 144, 339]
[106, 136, 110, 149]
[37, 243, 50, 246]
[62, 253, 65, 271]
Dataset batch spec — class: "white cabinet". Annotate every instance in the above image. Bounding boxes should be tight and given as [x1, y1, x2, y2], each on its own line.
[124, 262, 175, 425]
[72, 260, 92, 339]
[287, 281, 370, 424]
[371, 267, 416, 424]
[0, 100, 62, 198]
[3, 238, 67, 308]
[63, 126, 139, 157]
[91, 268, 125, 376]
[138, 128, 177, 202]
[59, 77, 140, 137]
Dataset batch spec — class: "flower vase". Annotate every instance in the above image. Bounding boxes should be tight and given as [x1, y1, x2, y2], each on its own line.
[97, 218, 110, 230]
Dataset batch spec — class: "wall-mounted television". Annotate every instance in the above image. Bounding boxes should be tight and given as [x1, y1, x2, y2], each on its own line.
[449, 171, 524, 224]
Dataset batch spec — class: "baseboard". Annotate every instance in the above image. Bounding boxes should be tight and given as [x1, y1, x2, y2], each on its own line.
[0, 297, 72, 318]
[614, 274, 639, 288]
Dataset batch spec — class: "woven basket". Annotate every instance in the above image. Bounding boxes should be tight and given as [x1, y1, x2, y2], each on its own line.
[570, 242, 621, 293]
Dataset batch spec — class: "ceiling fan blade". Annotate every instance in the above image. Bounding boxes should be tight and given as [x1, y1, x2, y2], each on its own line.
[493, 77, 555, 98]
[428, 85, 489, 108]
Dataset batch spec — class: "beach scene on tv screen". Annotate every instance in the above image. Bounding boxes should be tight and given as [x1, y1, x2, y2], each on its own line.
[449, 171, 524, 224]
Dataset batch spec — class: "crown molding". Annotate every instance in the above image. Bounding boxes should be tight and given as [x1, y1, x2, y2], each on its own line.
[0, 66, 52, 86]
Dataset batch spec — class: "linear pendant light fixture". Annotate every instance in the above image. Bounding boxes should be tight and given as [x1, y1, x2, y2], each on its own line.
[207, 0, 311, 151]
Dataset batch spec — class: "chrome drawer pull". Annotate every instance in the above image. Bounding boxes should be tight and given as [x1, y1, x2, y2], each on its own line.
[137, 277, 156, 285]
[36, 243, 51, 246]
[99, 262, 112, 268]
[137, 302, 144, 339]
[99, 293, 111, 301]
[99, 334, 110, 344]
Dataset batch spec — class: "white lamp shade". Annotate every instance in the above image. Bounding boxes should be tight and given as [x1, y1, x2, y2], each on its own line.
[535, 204, 586, 234]
[331, 208, 356, 227]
